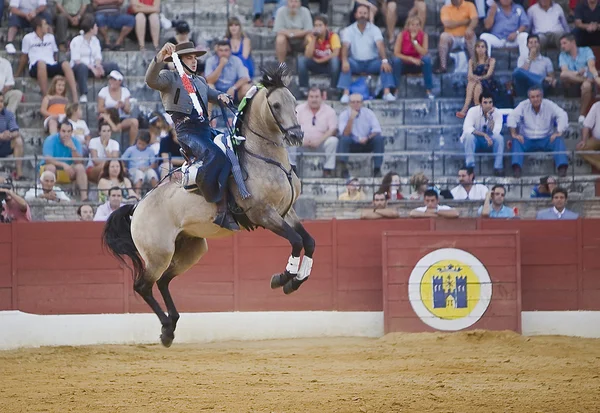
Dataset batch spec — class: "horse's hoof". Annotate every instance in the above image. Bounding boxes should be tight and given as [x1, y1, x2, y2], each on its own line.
[160, 326, 175, 348]
[283, 277, 306, 295]
[270, 271, 294, 289]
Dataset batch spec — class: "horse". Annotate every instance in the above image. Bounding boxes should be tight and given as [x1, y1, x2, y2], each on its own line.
[102, 64, 316, 347]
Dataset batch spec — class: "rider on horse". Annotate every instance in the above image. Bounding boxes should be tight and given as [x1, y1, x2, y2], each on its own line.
[145, 41, 239, 231]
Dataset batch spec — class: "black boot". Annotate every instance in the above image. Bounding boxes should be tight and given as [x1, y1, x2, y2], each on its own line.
[213, 192, 240, 231]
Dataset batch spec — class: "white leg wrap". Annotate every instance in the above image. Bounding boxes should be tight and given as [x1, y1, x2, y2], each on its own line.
[296, 256, 313, 280]
[286, 255, 300, 274]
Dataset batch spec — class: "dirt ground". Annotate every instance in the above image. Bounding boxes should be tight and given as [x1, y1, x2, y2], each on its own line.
[1, 331, 599, 413]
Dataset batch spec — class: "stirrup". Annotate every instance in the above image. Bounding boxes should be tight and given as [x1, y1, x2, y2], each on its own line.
[181, 160, 202, 192]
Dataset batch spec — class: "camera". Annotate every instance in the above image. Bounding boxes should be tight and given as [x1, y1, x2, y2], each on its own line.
[0, 181, 12, 203]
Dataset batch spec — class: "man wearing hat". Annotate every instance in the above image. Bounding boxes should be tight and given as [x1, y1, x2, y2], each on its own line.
[146, 41, 239, 231]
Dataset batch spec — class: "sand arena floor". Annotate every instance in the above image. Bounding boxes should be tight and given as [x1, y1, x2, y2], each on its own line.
[0, 331, 599, 412]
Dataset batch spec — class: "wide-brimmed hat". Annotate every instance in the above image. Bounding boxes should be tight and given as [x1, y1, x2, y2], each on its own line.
[164, 41, 206, 62]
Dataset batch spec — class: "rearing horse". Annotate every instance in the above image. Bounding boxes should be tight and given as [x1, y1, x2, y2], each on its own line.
[102, 64, 315, 347]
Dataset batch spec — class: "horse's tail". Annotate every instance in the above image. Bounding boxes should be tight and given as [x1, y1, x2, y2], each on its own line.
[102, 204, 145, 285]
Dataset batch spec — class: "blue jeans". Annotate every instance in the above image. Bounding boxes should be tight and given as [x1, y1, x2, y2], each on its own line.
[297, 56, 340, 89]
[337, 58, 396, 91]
[463, 133, 504, 170]
[95, 12, 135, 29]
[392, 55, 433, 91]
[253, 0, 285, 16]
[511, 135, 569, 169]
[513, 68, 546, 97]
[337, 134, 385, 169]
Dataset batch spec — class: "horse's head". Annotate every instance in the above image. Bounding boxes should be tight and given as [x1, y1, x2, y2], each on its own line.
[259, 63, 304, 146]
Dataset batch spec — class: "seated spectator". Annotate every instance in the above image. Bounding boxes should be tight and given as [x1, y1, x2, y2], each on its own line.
[54, 0, 91, 52]
[77, 204, 94, 221]
[408, 172, 438, 200]
[338, 176, 366, 200]
[0, 176, 31, 222]
[478, 184, 515, 218]
[122, 131, 159, 196]
[513, 34, 556, 97]
[159, 126, 183, 179]
[392, 15, 433, 100]
[559, 34, 600, 124]
[435, 0, 478, 74]
[205, 40, 252, 102]
[579, 100, 600, 169]
[384, 0, 426, 43]
[297, 15, 340, 93]
[5, 0, 52, 54]
[337, 93, 385, 177]
[338, 4, 396, 102]
[166, 20, 191, 44]
[93, 186, 123, 221]
[536, 187, 579, 219]
[507, 85, 569, 177]
[274, 0, 313, 64]
[129, 0, 160, 51]
[0, 93, 25, 180]
[409, 189, 459, 218]
[530, 175, 557, 197]
[41, 120, 89, 200]
[97, 159, 137, 203]
[527, 0, 569, 50]
[361, 191, 400, 219]
[97, 70, 139, 145]
[573, 0, 600, 47]
[288, 87, 338, 177]
[93, 0, 135, 50]
[40, 76, 69, 135]
[70, 15, 121, 103]
[460, 90, 504, 176]
[24, 170, 72, 202]
[480, 0, 529, 59]
[226, 17, 255, 79]
[378, 171, 404, 200]
[87, 122, 120, 182]
[450, 166, 489, 200]
[456, 40, 497, 118]
[0, 57, 24, 114]
[18, 17, 78, 100]
[66, 103, 91, 154]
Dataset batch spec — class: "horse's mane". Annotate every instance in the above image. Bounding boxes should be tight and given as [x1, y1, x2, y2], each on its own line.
[260, 63, 291, 90]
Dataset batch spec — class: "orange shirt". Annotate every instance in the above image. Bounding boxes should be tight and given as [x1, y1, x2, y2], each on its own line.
[440, 1, 477, 37]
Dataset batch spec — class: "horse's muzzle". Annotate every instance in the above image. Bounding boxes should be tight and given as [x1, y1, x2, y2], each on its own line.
[285, 126, 304, 147]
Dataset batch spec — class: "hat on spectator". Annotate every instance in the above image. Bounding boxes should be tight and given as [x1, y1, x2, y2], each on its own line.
[164, 41, 207, 62]
[108, 70, 124, 81]
[346, 177, 359, 185]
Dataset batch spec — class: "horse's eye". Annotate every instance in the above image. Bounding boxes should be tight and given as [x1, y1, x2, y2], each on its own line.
[273, 102, 281, 110]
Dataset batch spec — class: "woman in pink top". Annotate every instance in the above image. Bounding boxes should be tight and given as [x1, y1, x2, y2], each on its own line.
[392, 16, 433, 99]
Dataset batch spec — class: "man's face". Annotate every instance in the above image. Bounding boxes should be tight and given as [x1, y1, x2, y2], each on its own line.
[492, 188, 506, 206]
[458, 170, 472, 186]
[552, 192, 567, 210]
[481, 97, 493, 113]
[450, 0, 463, 6]
[41, 174, 55, 191]
[528, 89, 543, 109]
[560, 38, 574, 53]
[182, 54, 198, 72]
[499, 0, 512, 7]
[349, 95, 363, 111]
[59, 124, 73, 142]
[216, 45, 231, 59]
[528, 37, 540, 51]
[109, 190, 123, 209]
[307, 89, 322, 110]
[424, 195, 438, 209]
[355, 5, 369, 22]
[79, 205, 94, 221]
[39, 19, 49, 34]
[539, 0, 551, 7]
[373, 194, 387, 209]
[136, 140, 148, 151]
[288, 0, 300, 11]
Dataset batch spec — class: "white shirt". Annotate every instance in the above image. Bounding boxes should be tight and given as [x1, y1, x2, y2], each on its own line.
[98, 86, 131, 118]
[451, 183, 489, 200]
[87, 137, 120, 166]
[69, 34, 103, 67]
[341, 22, 383, 61]
[22, 32, 58, 69]
[69, 119, 90, 145]
[507, 99, 568, 139]
[583, 101, 600, 140]
[9, 0, 46, 12]
[413, 205, 454, 212]
[0, 57, 16, 89]
[461, 105, 503, 142]
[24, 184, 71, 202]
[93, 201, 123, 221]
[553, 206, 564, 219]
[527, 2, 569, 34]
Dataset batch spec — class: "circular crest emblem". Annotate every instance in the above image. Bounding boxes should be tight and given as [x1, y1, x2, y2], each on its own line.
[408, 248, 492, 331]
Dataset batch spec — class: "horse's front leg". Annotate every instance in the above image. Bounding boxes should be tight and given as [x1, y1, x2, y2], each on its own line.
[278, 208, 315, 294]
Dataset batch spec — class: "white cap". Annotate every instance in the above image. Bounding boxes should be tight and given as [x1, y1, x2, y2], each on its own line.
[108, 70, 123, 81]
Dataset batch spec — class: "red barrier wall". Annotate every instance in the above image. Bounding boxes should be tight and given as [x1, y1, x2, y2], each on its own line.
[0, 219, 599, 315]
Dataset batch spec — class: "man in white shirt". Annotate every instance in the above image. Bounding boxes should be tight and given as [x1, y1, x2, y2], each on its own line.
[507, 85, 569, 177]
[578, 100, 600, 170]
[273, 0, 313, 64]
[24, 170, 72, 203]
[527, 0, 569, 49]
[460, 90, 504, 176]
[409, 189, 459, 218]
[93, 186, 123, 221]
[450, 166, 489, 200]
[0, 57, 24, 114]
[5, 0, 52, 54]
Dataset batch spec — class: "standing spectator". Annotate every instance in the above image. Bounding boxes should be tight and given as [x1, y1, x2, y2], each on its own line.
[0, 57, 24, 114]
[205, 40, 252, 102]
[97, 159, 137, 202]
[54, 0, 91, 52]
[536, 187, 579, 219]
[93, 186, 123, 221]
[573, 0, 600, 47]
[409, 189, 459, 218]
[87, 122, 120, 182]
[297, 15, 341, 93]
[121, 131, 159, 196]
[456, 40, 497, 118]
[338, 176, 366, 200]
[24, 170, 72, 202]
[361, 191, 400, 219]
[0, 93, 25, 180]
[507, 85, 569, 177]
[70, 14, 121, 103]
[338, 4, 396, 103]
[530, 175, 557, 197]
[384, 0, 426, 43]
[337, 93, 384, 177]
[273, 0, 313, 64]
[527, 0, 569, 50]
[435, 0, 478, 74]
[93, 0, 135, 50]
[77, 204, 94, 220]
[289, 87, 338, 177]
[377, 171, 404, 200]
[450, 166, 489, 200]
[129, 0, 160, 51]
[513, 34, 556, 97]
[97, 70, 139, 145]
[17, 17, 78, 100]
[460, 90, 504, 176]
[5, 0, 52, 54]
[480, 0, 529, 59]
[559, 34, 600, 124]
[41, 120, 89, 201]
[479, 184, 515, 218]
[578, 100, 600, 169]
[392, 15, 434, 100]
[226, 17, 255, 79]
[65, 103, 91, 153]
[40, 75, 69, 135]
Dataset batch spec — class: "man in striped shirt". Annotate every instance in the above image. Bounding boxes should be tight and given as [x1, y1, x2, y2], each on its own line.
[0, 93, 24, 180]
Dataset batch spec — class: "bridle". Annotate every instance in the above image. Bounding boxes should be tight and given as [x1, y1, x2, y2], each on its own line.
[264, 87, 303, 141]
